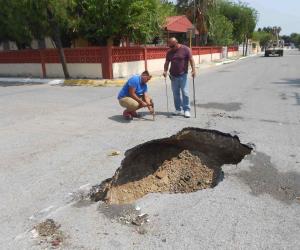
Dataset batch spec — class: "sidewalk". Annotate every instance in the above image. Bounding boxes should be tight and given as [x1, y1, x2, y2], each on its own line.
[0, 54, 258, 87]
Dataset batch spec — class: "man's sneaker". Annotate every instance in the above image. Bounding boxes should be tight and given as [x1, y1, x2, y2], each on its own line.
[184, 110, 191, 118]
[172, 110, 182, 116]
[130, 111, 140, 118]
[123, 110, 133, 120]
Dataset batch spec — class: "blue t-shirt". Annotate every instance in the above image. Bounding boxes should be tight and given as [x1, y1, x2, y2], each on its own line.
[118, 75, 148, 99]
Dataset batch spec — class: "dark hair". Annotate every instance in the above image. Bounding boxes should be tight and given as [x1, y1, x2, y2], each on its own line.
[141, 70, 150, 76]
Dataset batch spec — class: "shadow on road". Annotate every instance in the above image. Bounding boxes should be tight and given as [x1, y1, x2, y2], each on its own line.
[235, 152, 300, 204]
[193, 102, 242, 112]
[108, 112, 174, 123]
[295, 93, 300, 106]
[108, 115, 132, 123]
[273, 78, 300, 88]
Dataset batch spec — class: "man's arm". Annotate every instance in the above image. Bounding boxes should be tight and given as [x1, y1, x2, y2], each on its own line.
[144, 92, 154, 114]
[129, 87, 147, 107]
[163, 59, 170, 78]
[188, 48, 196, 78]
[190, 57, 196, 78]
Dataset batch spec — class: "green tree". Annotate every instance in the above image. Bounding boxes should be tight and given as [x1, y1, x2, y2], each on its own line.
[290, 33, 300, 47]
[0, 0, 32, 49]
[176, 0, 216, 45]
[78, 0, 166, 46]
[252, 31, 272, 49]
[219, 1, 257, 55]
[25, 0, 78, 79]
[207, 12, 233, 45]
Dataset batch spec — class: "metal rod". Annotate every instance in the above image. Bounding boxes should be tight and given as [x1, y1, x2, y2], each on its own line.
[164, 77, 170, 115]
[192, 76, 197, 118]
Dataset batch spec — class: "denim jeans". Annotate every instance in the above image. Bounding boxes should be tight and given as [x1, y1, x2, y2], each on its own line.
[170, 73, 190, 111]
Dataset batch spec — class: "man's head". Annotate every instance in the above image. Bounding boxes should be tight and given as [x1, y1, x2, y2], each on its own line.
[141, 70, 152, 83]
[168, 37, 179, 50]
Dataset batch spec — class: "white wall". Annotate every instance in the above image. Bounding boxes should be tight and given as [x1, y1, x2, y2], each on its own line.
[45, 63, 103, 78]
[147, 58, 165, 73]
[193, 55, 200, 64]
[45, 64, 64, 78]
[0, 63, 43, 77]
[199, 54, 212, 63]
[212, 53, 221, 60]
[113, 61, 145, 78]
[228, 51, 239, 58]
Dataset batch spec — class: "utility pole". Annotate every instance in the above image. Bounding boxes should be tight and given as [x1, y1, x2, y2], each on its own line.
[193, 0, 196, 46]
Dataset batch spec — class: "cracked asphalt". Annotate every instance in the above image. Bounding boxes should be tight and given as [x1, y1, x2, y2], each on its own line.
[0, 50, 300, 249]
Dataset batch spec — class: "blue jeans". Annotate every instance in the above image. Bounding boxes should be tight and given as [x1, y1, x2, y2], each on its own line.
[170, 73, 190, 111]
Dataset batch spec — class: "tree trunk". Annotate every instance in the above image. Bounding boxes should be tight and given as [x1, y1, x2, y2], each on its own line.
[47, 7, 70, 79]
[52, 26, 70, 79]
[245, 37, 249, 56]
[200, 33, 208, 45]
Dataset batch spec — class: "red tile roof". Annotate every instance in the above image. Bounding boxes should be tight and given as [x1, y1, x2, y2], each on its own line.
[165, 15, 199, 34]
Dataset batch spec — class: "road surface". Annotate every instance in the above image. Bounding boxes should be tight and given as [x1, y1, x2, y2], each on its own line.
[0, 50, 299, 249]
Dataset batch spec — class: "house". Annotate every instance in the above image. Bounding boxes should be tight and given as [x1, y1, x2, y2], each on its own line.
[163, 15, 199, 46]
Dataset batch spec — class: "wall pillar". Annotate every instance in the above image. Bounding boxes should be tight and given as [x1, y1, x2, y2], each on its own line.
[102, 46, 113, 79]
[144, 47, 148, 71]
[39, 49, 47, 78]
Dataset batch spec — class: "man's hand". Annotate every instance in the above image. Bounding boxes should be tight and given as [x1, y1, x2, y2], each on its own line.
[149, 107, 155, 114]
[163, 71, 167, 78]
[140, 101, 148, 108]
[191, 70, 196, 78]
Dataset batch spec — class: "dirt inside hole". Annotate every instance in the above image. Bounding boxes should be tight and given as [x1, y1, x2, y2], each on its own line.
[90, 128, 252, 204]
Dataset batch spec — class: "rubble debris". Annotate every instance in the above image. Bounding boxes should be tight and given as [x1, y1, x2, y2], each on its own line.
[33, 219, 65, 247]
[108, 151, 121, 156]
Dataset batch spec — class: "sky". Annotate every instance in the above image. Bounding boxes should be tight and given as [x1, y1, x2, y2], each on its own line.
[234, 0, 300, 35]
[171, 0, 300, 35]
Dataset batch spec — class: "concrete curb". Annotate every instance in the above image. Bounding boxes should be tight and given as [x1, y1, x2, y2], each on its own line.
[0, 77, 126, 87]
[0, 77, 64, 85]
[63, 79, 125, 87]
[215, 59, 236, 66]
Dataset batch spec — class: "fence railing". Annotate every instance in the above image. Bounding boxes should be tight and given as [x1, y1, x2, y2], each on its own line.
[0, 45, 238, 78]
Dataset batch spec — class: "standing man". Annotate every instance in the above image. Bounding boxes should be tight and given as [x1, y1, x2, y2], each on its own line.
[163, 37, 196, 118]
[118, 70, 154, 120]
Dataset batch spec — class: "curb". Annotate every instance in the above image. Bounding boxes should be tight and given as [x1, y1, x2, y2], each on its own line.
[0, 77, 126, 87]
[215, 59, 236, 66]
[63, 79, 125, 87]
[0, 77, 64, 85]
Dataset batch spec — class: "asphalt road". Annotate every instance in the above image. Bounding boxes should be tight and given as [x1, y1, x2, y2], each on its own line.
[1, 50, 300, 249]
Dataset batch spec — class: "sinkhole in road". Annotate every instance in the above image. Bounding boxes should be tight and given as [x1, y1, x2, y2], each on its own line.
[90, 128, 252, 204]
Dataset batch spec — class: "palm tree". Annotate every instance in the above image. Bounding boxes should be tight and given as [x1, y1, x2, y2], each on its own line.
[177, 0, 216, 45]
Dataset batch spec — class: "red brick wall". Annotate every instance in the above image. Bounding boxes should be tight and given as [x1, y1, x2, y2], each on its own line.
[0, 46, 238, 78]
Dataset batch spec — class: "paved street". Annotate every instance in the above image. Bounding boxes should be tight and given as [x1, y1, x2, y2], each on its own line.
[1, 50, 300, 249]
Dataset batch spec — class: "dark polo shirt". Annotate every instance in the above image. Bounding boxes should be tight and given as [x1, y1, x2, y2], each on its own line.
[166, 45, 192, 77]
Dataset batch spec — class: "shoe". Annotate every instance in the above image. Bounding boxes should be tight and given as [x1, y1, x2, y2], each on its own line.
[184, 111, 191, 118]
[172, 110, 182, 116]
[130, 111, 140, 118]
[123, 110, 133, 120]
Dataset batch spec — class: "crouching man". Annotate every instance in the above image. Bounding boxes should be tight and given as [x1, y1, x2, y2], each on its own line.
[118, 70, 154, 120]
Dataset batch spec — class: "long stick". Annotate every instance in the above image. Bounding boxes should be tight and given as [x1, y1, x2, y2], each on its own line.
[192, 76, 196, 118]
[164, 77, 170, 115]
